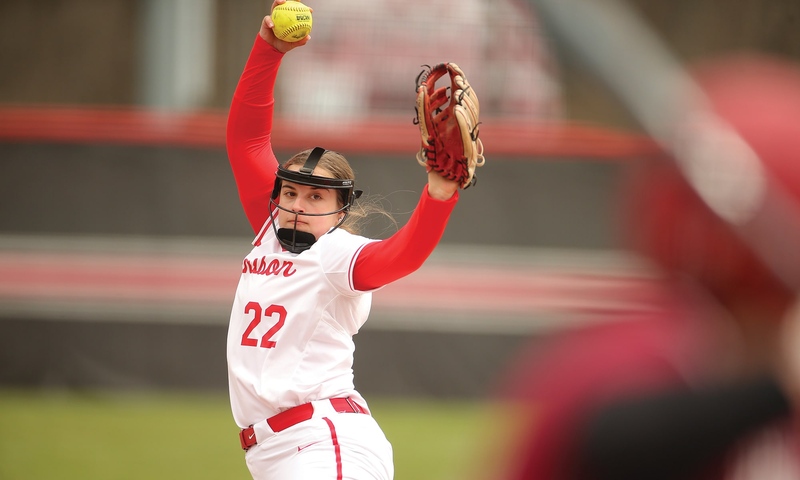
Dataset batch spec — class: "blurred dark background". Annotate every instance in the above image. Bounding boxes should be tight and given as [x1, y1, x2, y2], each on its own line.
[3, 1, 800, 124]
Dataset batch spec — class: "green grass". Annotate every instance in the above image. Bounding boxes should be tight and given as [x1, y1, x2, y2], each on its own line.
[0, 389, 491, 480]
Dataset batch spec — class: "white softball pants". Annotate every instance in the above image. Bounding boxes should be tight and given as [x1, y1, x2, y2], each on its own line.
[244, 401, 394, 480]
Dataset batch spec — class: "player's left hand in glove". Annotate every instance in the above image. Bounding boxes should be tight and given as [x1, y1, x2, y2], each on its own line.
[415, 63, 485, 189]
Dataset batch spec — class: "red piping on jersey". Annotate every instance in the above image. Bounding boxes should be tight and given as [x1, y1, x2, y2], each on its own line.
[349, 242, 369, 292]
[253, 205, 277, 247]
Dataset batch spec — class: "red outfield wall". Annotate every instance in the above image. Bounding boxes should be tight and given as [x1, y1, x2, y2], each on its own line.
[0, 104, 659, 157]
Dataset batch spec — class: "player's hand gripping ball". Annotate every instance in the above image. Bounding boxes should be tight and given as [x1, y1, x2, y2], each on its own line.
[271, 1, 313, 43]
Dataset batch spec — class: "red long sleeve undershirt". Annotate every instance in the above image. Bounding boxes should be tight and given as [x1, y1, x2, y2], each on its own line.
[226, 35, 458, 292]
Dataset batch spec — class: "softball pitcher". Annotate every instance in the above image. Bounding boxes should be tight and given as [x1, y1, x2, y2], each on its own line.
[225, 2, 484, 478]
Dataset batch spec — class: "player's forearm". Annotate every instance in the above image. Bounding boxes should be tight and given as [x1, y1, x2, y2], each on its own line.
[227, 35, 285, 232]
[353, 185, 458, 290]
[232, 34, 284, 107]
[227, 34, 283, 156]
[572, 374, 791, 480]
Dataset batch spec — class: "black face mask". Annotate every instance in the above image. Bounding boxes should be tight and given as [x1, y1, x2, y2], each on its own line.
[276, 227, 317, 254]
[268, 147, 362, 253]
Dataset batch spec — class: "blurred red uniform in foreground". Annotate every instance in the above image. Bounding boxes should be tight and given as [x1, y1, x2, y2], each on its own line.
[494, 54, 800, 480]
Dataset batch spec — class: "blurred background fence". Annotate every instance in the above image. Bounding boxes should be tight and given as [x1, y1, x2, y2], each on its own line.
[2, 0, 800, 399]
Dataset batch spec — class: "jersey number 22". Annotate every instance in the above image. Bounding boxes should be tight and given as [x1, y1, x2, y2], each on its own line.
[241, 301, 286, 348]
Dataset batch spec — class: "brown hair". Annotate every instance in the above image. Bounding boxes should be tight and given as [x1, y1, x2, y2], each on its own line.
[284, 148, 395, 235]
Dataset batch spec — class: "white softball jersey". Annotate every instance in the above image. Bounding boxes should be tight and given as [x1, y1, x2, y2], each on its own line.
[226, 212, 378, 429]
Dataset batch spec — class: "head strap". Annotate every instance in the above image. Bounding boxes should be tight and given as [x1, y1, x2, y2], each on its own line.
[299, 147, 325, 175]
[272, 147, 355, 199]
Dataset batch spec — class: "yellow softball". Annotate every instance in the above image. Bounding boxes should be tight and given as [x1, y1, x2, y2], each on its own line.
[271, 1, 313, 43]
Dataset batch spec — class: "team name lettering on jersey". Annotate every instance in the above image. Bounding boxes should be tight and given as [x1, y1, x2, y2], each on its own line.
[242, 257, 297, 277]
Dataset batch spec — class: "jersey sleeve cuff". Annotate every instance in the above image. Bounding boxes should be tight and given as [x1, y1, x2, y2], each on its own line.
[422, 184, 460, 206]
